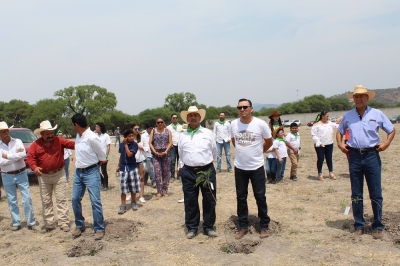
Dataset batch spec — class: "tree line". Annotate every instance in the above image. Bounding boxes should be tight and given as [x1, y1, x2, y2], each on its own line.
[0, 85, 394, 137]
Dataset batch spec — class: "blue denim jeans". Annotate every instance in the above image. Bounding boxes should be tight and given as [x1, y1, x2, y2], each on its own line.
[349, 149, 383, 230]
[144, 157, 155, 184]
[216, 141, 232, 171]
[169, 145, 179, 178]
[72, 166, 104, 232]
[265, 157, 277, 174]
[64, 157, 70, 182]
[114, 136, 120, 147]
[276, 157, 287, 180]
[2, 171, 36, 226]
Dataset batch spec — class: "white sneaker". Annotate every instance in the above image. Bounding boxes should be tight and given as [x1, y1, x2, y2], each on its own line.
[126, 195, 131, 201]
[139, 197, 146, 203]
[178, 198, 184, 203]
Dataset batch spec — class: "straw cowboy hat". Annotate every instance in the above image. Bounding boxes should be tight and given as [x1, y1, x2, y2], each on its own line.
[268, 110, 281, 119]
[181, 123, 188, 131]
[346, 85, 375, 100]
[34, 120, 57, 136]
[0, 121, 14, 130]
[180, 106, 206, 124]
[272, 126, 284, 139]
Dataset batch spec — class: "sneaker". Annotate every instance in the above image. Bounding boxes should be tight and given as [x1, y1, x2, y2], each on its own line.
[72, 226, 86, 237]
[291, 176, 298, 181]
[260, 229, 269, 239]
[28, 225, 38, 231]
[178, 198, 184, 203]
[206, 230, 217, 237]
[94, 231, 104, 240]
[187, 231, 196, 239]
[235, 228, 248, 240]
[139, 197, 146, 203]
[131, 201, 139, 210]
[118, 204, 127, 214]
[11, 225, 21, 231]
[61, 225, 70, 232]
[372, 230, 383, 239]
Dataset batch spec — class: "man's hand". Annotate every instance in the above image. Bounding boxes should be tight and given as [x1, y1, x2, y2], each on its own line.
[177, 169, 181, 176]
[116, 166, 120, 172]
[34, 167, 43, 176]
[337, 143, 349, 154]
[98, 160, 107, 166]
[376, 142, 389, 152]
[2, 153, 7, 159]
[123, 138, 128, 144]
[293, 149, 298, 154]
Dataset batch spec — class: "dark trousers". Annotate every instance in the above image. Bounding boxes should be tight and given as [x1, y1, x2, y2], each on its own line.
[349, 149, 383, 230]
[314, 144, 333, 173]
[181, 164, 216, 233]
[100, 162, 109, 188]
[235, 166, 270, 229]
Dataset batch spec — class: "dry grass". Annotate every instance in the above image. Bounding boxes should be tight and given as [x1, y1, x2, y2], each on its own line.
[0, 124, 400, 265]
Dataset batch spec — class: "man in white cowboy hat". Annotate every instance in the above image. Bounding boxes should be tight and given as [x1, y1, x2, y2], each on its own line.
[230, 98, 272, 240]
[27, 120, 75, 233]
[336, 85, 395, 240]
[177, 106, 217, 239]
[213, 111, 232, 173]
[0, 121, 37, 231]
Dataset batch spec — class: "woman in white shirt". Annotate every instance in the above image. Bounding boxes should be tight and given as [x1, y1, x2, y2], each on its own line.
[311, 111, 342, 181]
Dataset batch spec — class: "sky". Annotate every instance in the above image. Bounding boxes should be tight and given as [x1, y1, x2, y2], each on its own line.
[1, 1, 400, 114]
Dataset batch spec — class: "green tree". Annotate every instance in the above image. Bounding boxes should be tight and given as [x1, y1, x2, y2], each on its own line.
[164, 92, 198, 112]
[303, 95, 331, 112]
[2, 99, 31, 127]
[367, 100, 388, 109]
[328, 98, 352, 111]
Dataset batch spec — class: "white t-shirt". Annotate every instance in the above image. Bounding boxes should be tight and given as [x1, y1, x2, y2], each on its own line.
[266, 144, 276, 159]
[98, 133, 111, 155]
[311, 122, 338, 147]
[285, 132, 300, 154]
[273, 139, 288, 158]
[135, 140, 146, 162]
[231, 117, 272, 170]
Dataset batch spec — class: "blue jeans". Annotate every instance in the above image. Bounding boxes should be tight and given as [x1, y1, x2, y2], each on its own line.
[265, 158, 277, 174]
[2, 171, 36, 226]
[169, 145, 179, 178]
[314, 144, 333, 173]
[114, 136, 120, 147]
[276, 157, 287, 180]
[349, 149, 383, 230]
[144, 157, 155, 184]
[216, 141, 232, 171]
[64, 157, 70, 182]
[72, 166, 104, 232]
[234, 166, 270, 229]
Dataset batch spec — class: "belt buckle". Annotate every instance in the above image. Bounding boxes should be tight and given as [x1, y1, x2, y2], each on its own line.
[359, 149, 366, 154]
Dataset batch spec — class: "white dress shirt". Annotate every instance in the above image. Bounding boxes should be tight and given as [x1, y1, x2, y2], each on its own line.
[63, 148, 73, 160]
[167, 123, 183, 146]
[142, 131, 152, 158]
[75, 128, 106, 168]
[178, 126, 217, 167]
[98, 133, 111, 155]
[0, 137, 26, 172]
[213, 121, 231, 143]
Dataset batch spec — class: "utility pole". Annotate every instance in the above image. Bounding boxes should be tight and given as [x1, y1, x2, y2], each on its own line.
[297, 90, 299, 101]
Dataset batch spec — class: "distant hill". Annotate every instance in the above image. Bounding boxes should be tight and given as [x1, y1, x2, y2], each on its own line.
[331, 87, 400, 105]
[252, 103, 279, 111]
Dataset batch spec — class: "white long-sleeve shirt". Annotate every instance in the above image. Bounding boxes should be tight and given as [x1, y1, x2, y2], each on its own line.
[213, 121, 231, 143]
[0, 137, 26, 172]
[311, 122, 338, 147]
[75, 129, 106, 168]
[142, 131, 152, 158]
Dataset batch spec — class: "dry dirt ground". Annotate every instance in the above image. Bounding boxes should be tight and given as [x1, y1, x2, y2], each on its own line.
[1, 124, 400, 265]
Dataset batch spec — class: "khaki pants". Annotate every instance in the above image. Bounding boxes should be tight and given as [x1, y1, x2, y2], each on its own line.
[288, 152, 300, 177]
[39, 170, 69, 228]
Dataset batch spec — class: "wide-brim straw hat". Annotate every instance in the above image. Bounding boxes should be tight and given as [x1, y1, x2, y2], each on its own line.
[346, 85, 375, 100]
[34, 120, 57, 137]
[268, 110, 281, 119]
[0, 121, 13, 130]
[272, 126, 284, 138]
[180, 106, 206, 124]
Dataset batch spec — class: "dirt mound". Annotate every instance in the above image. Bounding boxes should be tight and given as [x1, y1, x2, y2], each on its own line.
[104, 218, 140, 242]
[221, 239, 261, 254]
[225, 215, 282, 235]
[382, 212, 400, 245]
[66, 238, 103, 257]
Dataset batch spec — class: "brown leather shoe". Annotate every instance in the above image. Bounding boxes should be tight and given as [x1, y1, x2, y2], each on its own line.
[260, 229, 269, 239]
[372, 230, 383, 239]
[354, 229, 364, 236]
[94, 231, 104, 240]
[235, 229, 248, 240]
[72, 226, 86, 237]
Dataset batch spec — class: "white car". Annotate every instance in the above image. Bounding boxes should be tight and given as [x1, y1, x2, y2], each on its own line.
[284, 120, 301, 127]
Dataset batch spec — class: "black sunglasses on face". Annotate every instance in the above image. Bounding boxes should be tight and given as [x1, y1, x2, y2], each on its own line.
[133, 128, 140, 131]
[237, 106, 250, 110]
[156, 121, 164, 124]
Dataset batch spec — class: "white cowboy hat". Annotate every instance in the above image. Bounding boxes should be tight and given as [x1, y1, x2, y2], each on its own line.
[0, 121, 14, 130]
[34, 120, 57, 136]
[180, 106, 206, 124]
[346, 85, 375, 100]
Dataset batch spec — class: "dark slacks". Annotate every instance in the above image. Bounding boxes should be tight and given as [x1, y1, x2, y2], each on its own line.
[181, 164, 216, 233]
[235, 166, 270, 229]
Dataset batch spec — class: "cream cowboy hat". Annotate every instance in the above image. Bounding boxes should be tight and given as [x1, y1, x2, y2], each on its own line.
[180, 106, 206, 124]
[272, 126, 284, 139]
[34, 120, 58, 136]
[0, 121, 14, 130]
[346, 85, 375, 100]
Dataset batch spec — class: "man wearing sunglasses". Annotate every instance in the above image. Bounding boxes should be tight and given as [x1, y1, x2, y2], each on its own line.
[231, 99, 273, 240]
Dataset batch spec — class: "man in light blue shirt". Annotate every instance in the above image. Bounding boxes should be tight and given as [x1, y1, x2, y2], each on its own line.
[336, 85, 395, 240]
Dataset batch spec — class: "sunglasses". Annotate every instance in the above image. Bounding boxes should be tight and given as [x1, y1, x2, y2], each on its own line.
[237, 106, 250, 110]
[156, 121, 164, 124]
[133, 128, 140, 131]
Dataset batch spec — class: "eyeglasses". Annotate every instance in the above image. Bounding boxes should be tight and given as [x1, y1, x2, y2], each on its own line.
[133, 128, 140, 131]
[237, 106, 250, 110]
[156, 121, 164, 124]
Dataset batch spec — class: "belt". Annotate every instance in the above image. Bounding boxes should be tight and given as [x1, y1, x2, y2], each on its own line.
[2, 167, 26, 175]
[78, 164, 98, 172]
[184, 162, 213, 172]
[42, 168, 63, 174]
[348, 146, 377, 154]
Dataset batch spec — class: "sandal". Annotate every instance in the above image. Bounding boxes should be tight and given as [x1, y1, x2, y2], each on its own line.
[329, 173, 336, 180]
[318, 174, 324, 181]
[156, 194, 161, 200]
[163, 193, 169, 197]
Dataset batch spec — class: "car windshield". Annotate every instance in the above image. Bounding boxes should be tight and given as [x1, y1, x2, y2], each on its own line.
[10, 130, 37, 143]
[390, 115, 398, 119]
